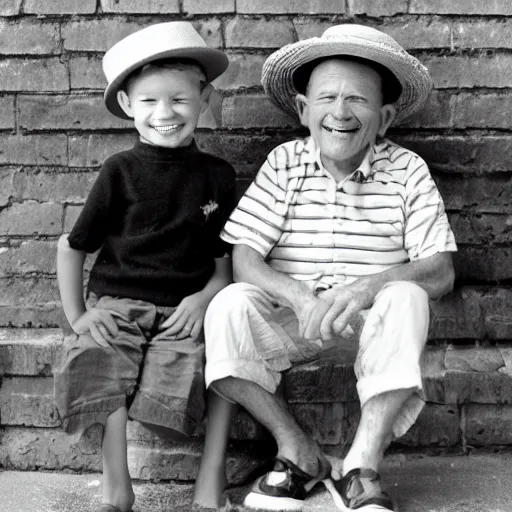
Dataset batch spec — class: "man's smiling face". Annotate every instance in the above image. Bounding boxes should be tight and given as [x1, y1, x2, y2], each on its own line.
[296, 58, 395, 177]
[118, 65, 205, 148]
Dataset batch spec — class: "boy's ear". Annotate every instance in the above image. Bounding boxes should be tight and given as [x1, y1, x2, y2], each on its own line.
[200, 83, 214, 114]
[117, 90, 134, 118]
[295, 93, 309, 128]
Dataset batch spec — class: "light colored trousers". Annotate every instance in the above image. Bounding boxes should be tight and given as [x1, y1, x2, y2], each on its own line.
[204, 280, 429, 438]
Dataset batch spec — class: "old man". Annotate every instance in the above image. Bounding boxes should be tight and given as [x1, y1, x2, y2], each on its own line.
[194, 24, 457, 511]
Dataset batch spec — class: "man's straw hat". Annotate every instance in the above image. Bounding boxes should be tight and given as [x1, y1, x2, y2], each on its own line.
[262, 24, 432, 123]
[103, 21, 229, 119]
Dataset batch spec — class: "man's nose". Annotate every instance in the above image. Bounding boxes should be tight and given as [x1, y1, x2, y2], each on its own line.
[333, 97, 351, 119]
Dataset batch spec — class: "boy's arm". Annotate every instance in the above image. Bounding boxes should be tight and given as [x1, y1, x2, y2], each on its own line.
[160, 255, 232, 340]
[57, 234, 118, 346]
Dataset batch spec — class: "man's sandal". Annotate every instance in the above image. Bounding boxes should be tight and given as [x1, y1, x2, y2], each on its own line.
[324, 468, 395, 511]
[96, 504, 132, 512]
[243, 456, 332, 511]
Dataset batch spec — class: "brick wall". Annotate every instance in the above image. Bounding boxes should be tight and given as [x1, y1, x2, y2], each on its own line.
[0, 1, 511, 338]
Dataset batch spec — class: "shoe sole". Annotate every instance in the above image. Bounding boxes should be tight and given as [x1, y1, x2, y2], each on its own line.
[243, 491, 305, 511]
[323, 479, 396, 511]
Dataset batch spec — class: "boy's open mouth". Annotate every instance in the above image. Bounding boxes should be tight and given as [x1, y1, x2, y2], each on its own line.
[152, 124, 180, 134]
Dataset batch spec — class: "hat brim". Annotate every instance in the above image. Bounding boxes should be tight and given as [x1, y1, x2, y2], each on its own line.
[262, 37, 433, 124]
[104, 47, 229, 119]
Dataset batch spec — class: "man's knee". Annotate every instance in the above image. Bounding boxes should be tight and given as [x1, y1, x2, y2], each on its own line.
[205, 282, 264, 322]
[378, 280, 429, 308]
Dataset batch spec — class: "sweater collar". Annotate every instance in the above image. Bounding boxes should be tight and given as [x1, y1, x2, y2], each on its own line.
[133, 139, 200, 161]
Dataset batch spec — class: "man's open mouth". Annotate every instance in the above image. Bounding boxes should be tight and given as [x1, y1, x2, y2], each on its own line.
[323, 125, 360, 134]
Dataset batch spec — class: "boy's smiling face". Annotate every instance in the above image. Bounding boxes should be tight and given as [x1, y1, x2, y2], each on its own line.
[118, 65, 207, 148]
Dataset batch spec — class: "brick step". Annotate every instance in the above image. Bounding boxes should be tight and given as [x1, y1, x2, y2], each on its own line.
[2, 328, 512, 479]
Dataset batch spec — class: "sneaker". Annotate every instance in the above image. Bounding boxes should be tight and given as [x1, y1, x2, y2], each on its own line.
[243, 457, 331, 511]
[324, 468, 395, 511]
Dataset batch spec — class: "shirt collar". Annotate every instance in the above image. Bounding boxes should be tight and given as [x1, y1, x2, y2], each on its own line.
[310, 137, 375, 182]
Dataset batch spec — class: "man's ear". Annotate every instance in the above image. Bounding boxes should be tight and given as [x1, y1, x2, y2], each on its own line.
[200, 83, 214, 114]
[295, 93, 309, 128]
[117, 90, 134, 118]
[378, 104, 397, 137]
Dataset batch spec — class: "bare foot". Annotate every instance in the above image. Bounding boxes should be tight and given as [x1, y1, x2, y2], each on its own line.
[102, 484, 135, 512]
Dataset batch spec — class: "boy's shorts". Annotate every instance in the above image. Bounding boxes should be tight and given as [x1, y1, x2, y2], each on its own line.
[54, 294, 205, 436]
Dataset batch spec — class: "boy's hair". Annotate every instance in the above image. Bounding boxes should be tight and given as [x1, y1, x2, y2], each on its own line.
[122, 57, 208, 94]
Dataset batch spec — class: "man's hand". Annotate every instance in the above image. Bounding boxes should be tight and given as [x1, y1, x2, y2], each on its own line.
[302, 278, 380, 342]
[72, 309, 119, 347]
[160, 290, 209, 341]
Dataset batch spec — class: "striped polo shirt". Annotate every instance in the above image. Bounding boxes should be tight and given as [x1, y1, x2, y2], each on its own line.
[221, 136, 457, 288]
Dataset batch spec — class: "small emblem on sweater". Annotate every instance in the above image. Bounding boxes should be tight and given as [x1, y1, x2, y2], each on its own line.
[201, 200, 219, 219]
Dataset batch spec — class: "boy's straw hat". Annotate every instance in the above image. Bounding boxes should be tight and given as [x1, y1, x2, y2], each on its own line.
[103, 21, 229, 119]
[262, 24, 432, 124]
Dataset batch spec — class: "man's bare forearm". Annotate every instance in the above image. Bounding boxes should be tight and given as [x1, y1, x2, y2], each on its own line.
[232, 244, 312, 310]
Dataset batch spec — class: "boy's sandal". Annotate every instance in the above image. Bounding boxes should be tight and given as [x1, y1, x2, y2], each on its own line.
[324, 467, 395, 511]
[243, 456, 332, 511]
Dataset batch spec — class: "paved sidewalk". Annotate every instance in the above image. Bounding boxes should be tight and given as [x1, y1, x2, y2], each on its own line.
[1, 453, 511, 512]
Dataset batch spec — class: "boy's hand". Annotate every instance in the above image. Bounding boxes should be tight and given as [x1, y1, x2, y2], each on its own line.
[72, 309, 119, 348]
[160, 291, 209, 341]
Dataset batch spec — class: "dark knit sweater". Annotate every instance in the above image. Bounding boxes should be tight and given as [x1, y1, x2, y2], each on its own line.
[68, 140, 236, 306]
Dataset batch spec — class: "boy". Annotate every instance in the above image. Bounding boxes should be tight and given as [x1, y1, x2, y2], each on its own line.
[54, 22, 235, 512]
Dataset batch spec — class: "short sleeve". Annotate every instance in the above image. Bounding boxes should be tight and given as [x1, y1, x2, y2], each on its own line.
[220, 156, 287, 258]
[404, 156, 457, 260]
[67, 161, 121, 253]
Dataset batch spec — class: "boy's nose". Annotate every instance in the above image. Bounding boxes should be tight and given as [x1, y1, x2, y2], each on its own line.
[154, 99, 174, 117]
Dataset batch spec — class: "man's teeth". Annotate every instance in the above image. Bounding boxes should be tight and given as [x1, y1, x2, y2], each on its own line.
[324, 126, 359, 133]
[153, 125, 179, 133]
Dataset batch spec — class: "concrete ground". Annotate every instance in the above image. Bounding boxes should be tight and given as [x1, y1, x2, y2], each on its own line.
[1, 453, 511, 512]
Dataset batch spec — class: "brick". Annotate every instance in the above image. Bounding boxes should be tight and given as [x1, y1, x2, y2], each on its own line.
[24, 0, 96, 14]
[380, 20, 452, 50]
[445, 346, 504, 373]
[64, 205, 83, 231]
[19, 95, 130, 131]
[422, 54, 512, 89]
[12, 169, 97, 203]
[0, 167, 16, 207]
[446, 371, 512, 405]
[183, 0, 235, 14]
[410, 0, 512, 15]
[396, 404, 460, 447]
[226, 17, 295, 48]
[213, 53, 267, 90]
[0, 95, 14, 129]
[295, 18, 335, 40]
[454, 92, 512, 130]
[0, 277, 60, 307]
[0, 20, 60, 55]
[421, 347, 447, 403]
[435, 175, 512, 214]
[0, 202, 62, 236]
[127, 439, 272, 483]
[0, 134, 67, 166]
[429, 288, 485, 340]
[454, 247, 512, 282]
[464, 404, 512, 446]
[394, 135, 512, 173]
[68, 133, 137, 167]
[481, 288, 512, 340]
[0, 426, 101, 471]
[284, 348, 358, 403]
[0, 0, 21, 15]
[0, 305, 65, 329]
[69, 56, 105, 90]
[0, 328, 63, 376]
[237, 0, 345, 14]
[222, 94, 299, 128]
[397, 90, 453, 129]
[349, 0, 407, 15]
[448, 213, 512, 245]
[193, 19, 223, 49]
[100, 0, 179, 13]
[0, 240, 57, 276]
[290, 402, 346, 445]
[0, 58, 68, 92]
[0, 377, 60, 427]
[454, 20, 512, 50]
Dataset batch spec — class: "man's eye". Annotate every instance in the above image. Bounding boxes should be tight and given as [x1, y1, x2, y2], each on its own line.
[347, 95, 366, 103]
